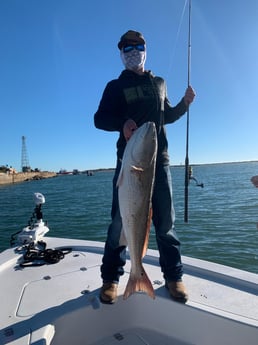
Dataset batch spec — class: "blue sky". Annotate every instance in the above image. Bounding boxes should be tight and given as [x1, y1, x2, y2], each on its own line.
[1, 0, 257, 172]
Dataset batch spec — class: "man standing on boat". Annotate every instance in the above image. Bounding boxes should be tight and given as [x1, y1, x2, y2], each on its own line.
[251, 175, 258, 188]
[94, 30, 195, 304]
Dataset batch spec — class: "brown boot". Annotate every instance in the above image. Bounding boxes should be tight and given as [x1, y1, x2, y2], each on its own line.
[100, 282, 118, 304]
[166, 281, 188, 303]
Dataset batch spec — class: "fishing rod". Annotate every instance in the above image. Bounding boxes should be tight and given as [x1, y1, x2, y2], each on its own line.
[184, 0, 192, 223]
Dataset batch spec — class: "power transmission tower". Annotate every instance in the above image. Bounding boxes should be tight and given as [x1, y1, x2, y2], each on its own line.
[21, 136, 31, 172]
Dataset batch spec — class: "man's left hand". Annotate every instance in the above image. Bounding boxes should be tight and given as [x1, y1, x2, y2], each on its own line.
[184, 85, 196, 106]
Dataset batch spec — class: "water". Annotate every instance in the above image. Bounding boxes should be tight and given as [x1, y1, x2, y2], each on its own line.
[0, 162, 258, 274]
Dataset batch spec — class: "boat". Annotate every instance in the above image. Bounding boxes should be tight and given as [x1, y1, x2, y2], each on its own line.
[0, 194, 258, 345]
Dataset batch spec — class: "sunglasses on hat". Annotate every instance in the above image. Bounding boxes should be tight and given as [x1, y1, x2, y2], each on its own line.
[122, 44, 145, 53]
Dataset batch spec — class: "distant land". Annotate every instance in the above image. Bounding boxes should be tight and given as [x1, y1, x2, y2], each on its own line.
[90, 160, 258, 172]
[1, 160, 257, 187]
[0, 171, 57, 186]
[172, 160, 258, 168]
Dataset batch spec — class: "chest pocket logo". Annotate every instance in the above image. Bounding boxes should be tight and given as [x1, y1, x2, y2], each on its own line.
[123, 85, 155, 104]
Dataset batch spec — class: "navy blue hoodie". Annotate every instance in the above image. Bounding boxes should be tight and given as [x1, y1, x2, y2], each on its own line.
[94, 69, 187, 165]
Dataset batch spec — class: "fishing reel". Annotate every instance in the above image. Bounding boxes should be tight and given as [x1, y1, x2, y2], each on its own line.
[189, 166, 204, 188]
[16, 192, 50, 245]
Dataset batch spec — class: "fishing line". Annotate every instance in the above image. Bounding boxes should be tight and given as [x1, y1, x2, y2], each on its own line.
[167, 0, 188, 75]
[184, 0, 191, 223]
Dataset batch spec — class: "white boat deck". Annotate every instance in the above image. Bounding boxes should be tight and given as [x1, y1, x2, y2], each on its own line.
[0, 238, 257, 345]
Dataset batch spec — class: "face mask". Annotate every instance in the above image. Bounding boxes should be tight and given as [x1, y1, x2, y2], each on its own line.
[120, 49, 146, 72]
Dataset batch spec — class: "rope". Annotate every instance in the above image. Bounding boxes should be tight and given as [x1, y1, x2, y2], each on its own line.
[20, 241, 72, 267]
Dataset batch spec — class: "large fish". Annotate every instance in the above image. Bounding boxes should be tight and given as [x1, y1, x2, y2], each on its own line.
[117, 122, 157, 300]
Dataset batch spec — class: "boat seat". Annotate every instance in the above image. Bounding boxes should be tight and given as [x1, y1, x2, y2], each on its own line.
[30, 324, 55, 345]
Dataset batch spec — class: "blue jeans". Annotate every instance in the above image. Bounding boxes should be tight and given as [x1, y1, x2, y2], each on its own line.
[101, 160, 183, 283]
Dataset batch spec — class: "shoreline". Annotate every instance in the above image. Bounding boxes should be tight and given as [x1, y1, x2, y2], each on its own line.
[0, 172, 57, 185]
[91, 160, 258, 171]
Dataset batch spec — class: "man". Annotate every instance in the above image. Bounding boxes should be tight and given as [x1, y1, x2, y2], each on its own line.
[94, 30, 195, 304]
[251, 175, 258, 187]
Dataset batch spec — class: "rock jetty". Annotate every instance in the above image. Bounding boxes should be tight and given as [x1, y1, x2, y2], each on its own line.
[0, 172, 57, 185]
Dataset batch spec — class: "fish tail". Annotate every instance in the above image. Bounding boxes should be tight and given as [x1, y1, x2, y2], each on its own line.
[123, 267, 155, 300]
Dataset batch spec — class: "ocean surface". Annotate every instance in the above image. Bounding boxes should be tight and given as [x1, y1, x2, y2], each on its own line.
[0, 162, 258, 274]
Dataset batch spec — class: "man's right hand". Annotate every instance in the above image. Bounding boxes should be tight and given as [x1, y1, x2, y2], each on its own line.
[123, 119, 138, 141]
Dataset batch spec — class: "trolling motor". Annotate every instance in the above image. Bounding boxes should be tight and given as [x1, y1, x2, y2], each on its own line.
[11, 193, 71, 267]
[16, 192, 50, 245]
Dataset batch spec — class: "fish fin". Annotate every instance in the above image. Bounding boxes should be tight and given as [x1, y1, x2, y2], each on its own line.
[131, 165, 144, 173]
[123, 266, 155, 300]
[119, 227, 127, 246]
[142, 207, 152, 258]
[116, 166, 124, 187]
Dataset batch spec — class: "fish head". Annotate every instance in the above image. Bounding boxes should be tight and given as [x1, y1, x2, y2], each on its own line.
[126, 122, 157, 169]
